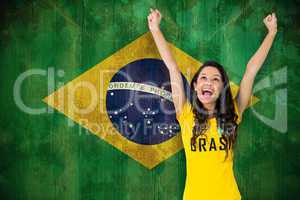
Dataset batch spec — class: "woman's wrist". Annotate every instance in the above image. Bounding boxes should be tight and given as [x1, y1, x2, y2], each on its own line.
[150, 27, 161, 34]
[268, 29, 277, 36]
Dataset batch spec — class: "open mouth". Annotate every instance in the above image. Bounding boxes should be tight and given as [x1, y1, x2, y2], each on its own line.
[201, 89, 213, 97]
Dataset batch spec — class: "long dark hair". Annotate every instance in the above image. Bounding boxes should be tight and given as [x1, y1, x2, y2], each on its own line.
[189, 61, 239, 160]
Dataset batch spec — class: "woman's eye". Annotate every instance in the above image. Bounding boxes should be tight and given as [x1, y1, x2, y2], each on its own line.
[213, 78, 220, 82]
[200, 76, 207, 80]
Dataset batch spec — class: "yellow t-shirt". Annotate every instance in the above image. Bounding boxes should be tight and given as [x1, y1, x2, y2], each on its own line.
[176, 98, 242, 200]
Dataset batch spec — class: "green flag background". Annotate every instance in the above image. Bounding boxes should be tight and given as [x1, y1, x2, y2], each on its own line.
[1, 0, 299, 199]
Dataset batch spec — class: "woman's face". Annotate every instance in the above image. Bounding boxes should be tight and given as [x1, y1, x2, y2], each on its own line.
[193, 66, 224, 105]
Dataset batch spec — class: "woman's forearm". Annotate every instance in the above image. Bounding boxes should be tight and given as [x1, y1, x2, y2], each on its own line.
[150, 29, 180, 72]
[246, 31, 277, 76]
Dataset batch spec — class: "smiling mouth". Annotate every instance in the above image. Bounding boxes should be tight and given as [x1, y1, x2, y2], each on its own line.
[201, 89, 214, 97]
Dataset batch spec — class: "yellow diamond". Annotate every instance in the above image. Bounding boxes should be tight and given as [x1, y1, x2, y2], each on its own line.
[43, 32, 259, 169]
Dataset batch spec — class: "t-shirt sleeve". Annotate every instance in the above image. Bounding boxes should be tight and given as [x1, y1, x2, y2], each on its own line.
[233, 98, 242, 125]
[176, 100, 193, 125]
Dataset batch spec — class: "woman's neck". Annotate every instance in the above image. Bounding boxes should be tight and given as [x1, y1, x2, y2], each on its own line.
[203, 102, 217, 119]
[203, 103, 215, 111]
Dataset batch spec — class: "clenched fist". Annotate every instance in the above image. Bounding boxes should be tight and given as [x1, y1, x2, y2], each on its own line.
[263, 12, 277, 35]
[147, 8, 162, 32]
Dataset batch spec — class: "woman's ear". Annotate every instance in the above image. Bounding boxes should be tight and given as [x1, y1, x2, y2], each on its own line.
[193, 82, 197, 90]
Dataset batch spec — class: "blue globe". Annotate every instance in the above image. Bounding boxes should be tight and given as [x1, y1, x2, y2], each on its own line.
[106, 58, 190, 145]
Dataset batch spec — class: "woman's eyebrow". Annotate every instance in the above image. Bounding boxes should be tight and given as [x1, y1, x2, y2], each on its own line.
[200, 73, 221, 77]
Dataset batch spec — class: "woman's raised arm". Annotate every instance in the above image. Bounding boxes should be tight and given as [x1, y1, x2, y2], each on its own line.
[236, 13, 278, 117]
[147, 8, 186, 115]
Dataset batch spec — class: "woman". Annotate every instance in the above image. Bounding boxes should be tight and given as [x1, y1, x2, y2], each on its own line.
[147, 8, 277, 200]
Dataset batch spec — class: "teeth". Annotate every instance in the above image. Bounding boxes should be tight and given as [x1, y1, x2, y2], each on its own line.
[202, 90, 213, 95]
[202, 89, 213, 93]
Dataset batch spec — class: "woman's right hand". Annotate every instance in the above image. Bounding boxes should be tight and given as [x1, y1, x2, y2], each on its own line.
[263, 12, 277, 35]
[147, 8, 162, 32]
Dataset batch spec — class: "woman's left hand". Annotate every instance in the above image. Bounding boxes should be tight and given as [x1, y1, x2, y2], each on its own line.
[263, 12, 277, 35]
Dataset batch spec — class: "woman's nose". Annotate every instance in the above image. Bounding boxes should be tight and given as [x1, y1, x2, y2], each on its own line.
[204, 79, 212, 85]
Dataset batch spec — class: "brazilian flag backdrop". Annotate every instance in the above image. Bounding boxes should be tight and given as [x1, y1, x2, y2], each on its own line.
[1, 0, 300, 199]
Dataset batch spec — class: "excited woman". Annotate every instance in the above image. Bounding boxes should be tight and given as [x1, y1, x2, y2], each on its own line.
[147, 8, 277, 200]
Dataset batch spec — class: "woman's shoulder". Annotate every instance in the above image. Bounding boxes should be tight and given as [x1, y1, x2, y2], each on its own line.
[232, 98, 243, 124]
[176, 100, 193, 124]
